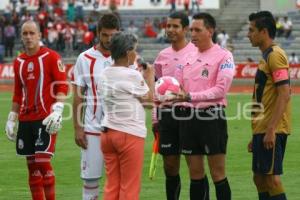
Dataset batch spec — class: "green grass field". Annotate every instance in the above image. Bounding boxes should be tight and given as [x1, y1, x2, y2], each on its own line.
[0, 92, 299, 200]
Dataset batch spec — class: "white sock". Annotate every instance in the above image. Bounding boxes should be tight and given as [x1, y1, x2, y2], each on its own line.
[83, 179, 100, 200]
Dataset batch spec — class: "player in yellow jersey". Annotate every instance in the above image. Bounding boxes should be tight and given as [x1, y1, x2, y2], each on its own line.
[247, 11, 291, 200]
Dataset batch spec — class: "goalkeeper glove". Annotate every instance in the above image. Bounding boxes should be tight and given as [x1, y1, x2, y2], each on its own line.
[42, 102, 64, 134]
[5, 111, 18, 142]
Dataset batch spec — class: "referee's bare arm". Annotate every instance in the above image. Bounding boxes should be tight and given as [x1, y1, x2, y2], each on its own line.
[139, 64, 155, 108]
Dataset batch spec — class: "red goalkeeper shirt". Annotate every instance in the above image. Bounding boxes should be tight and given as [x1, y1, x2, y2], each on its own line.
[12, 47, 68, 121]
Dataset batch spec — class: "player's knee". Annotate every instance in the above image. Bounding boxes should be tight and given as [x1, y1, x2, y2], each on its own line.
[163, 162, 180, 176]
[210, 170, 225, 182]
[266, 176, 282, 189]
[163, 157, 180, 176]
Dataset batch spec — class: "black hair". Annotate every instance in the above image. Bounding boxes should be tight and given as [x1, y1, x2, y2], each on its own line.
[97, 13, 120, 31]
[248, 11, 276, 39]
[169, 11, 190, 28]
[192, 12, 216, 29]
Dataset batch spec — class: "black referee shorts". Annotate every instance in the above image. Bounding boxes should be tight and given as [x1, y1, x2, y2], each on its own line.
[157, 107, 181, 155]
[177, 106, 228, 155]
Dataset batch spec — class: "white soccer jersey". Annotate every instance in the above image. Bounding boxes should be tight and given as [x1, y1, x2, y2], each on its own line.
[73, 46, 113, 134]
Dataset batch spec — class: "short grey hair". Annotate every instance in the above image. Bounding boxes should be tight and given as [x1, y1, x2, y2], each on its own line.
[110, 32, 138, 61]
[21, 20, 41, 33]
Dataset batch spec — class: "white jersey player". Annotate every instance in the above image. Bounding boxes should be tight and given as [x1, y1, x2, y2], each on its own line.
[72, 13, 120, 200]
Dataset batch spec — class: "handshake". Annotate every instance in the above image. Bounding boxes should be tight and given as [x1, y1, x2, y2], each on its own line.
[5, 102, 64, 142]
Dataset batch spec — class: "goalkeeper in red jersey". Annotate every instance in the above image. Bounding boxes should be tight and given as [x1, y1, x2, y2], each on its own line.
[5, 20, 68, 200]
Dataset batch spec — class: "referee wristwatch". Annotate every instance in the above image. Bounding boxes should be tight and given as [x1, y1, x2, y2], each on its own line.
[186, 93, 192, 102]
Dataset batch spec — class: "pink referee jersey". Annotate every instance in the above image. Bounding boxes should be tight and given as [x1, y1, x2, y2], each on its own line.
[175, 44, 235, 108]
[154, 42, 197, 78]
[153, 42, 197, 123]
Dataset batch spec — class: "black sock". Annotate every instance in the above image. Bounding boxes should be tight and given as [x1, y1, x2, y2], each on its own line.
[258, 192, 269, 200]
[166, 174, 181, 200]
[190, 176, 209, 200]
[203, 175, 210, 200]
[214, 177, 231, 200]
[269, 193, 287, 200]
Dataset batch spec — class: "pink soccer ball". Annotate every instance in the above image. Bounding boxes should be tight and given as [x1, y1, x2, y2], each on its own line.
[155, 76, 180, 102]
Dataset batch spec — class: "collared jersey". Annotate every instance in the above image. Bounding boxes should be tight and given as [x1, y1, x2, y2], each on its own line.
[13, 47, 68, 121]
[154, 42, 197, 78]
[175, 44, 235, 108]
[72, 46, 113, 134]
[252, 44, 291, 134]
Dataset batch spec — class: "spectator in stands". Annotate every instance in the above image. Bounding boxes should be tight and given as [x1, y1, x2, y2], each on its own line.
[0, 44, 4, 63]
[54, 19, 66, 51]
[110, 0, 122, 27]
[143, 17, 157, 38]
[160, 16, 168, 29]
[127, 20, 139, 37]
[36, 7, 48, 39]
[21, 10, 34, 24]
[11, 11, 20, 39]
[75, 27, 85, 52]
[184, 0, 190, 15]
[217, 29, 230, 48]
[4, 21, 16, 57]
[19, 0, 28, 17]
[67, 1, 75, 22]
[170, 0, 176, 13]
[275, 17, 284, 37]
[46, 22, 58, 50]
[83, 30, 94, 50]
[289, 52, 299, 64]
[75, 0, 84, 20]
[62, 23, 75, 55]
[282, 16, 292, 38]
[191, 0, 201, 14]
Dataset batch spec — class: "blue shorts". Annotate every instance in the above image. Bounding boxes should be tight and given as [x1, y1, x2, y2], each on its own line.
[252, 134, 287, 175]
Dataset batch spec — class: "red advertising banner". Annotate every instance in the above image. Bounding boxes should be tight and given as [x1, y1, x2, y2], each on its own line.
[235, 63, 300, 79]
[0, 64, 74, 80]
[1, 63, 300, 80]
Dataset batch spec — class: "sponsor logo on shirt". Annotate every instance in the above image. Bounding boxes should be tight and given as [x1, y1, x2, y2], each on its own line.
[27, 73, 35, 80]
[220, 58, 234, 70]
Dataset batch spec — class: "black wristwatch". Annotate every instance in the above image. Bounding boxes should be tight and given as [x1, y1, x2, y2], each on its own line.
[186, 93, 192, 102]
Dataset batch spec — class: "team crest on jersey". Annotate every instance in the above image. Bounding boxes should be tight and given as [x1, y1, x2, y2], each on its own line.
[57, 60, 66, 72]
[18, 139, 24, 149]
[27, 62, 34, 72]
[201, 68, 209, 77]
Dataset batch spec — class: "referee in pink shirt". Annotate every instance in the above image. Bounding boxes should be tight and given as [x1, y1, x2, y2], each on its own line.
[172, 13, 235, 200]
[153, 11, 197, 200]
